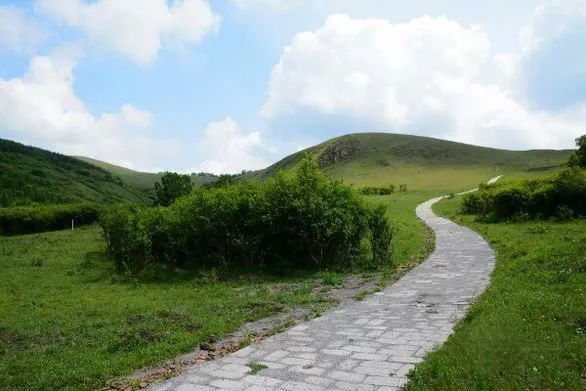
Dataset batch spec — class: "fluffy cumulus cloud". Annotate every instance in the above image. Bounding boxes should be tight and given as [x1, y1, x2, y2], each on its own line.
[37, 0, 220, 65]
[0, 6, 44, 53]
[0, 51, 180, 170]
[262, 12, 586, 149]
[191, 118, 268, 174]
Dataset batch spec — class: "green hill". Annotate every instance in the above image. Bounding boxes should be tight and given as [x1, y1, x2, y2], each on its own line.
[0, 139, 150, 206]
[246, 133, 572, 191]
[76, 157, 218, 193]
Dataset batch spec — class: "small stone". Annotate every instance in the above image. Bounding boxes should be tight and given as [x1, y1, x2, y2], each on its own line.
[199, 342, 215, 351]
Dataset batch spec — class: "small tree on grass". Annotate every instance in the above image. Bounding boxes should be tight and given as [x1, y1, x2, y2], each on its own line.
[569, 134, 586, 168]
[154, 172, 192, 206]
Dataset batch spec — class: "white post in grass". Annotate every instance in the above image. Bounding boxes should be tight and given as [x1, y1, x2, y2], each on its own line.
[72, 219, 74, 231]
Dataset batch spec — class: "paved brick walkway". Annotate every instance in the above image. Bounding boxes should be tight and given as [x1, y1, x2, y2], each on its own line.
[149, 194, 495, 391]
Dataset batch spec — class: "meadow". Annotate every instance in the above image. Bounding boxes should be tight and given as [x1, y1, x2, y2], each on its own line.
[0, 132, 576, 390]
[406, 195, 586, 390]
[0, 188, 439, 390]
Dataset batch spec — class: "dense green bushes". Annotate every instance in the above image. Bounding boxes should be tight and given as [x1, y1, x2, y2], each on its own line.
[101, 157, 394, 274]
[359, 185, 395, 195]
[0, 203, 100, 235]
[462, 169, 586, 221]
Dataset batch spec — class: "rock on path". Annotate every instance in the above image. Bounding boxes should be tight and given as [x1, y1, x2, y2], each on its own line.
[148, 194, 495, 391]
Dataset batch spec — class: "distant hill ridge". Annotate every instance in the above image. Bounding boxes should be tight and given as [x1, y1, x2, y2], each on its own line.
[75, 156, 219, 193]
[245, 133, 572, 190]
[0, 133, 573, 206]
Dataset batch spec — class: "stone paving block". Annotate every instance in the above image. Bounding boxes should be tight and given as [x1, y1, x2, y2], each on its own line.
[338, 359, 360, 371]
[334, 381, 375, 391]
[280, 357, 313, 366]
[244, 375, 283, 387]
[174, 385, 199, 391]
[264, 350, 289, 362]
[305, 376, 334, 386]
[244, 386, 279, 391]
[327, 370, 366, 383]
[288, 365, 325, 375]
[323, 349, 352, 357]
[364, 376, 406, 386]
[210, 378, 246, 390]
[350, 352, 388, 361]
[280, 381, 324, 391]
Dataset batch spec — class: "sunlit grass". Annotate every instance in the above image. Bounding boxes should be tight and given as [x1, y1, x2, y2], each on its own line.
[406, 196, 586, 390]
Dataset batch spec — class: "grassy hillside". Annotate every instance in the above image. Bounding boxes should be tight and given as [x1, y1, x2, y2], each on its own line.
[246, 133, 572, 191]
[76, 157, 218, 192]
[0, 139, 150, 206]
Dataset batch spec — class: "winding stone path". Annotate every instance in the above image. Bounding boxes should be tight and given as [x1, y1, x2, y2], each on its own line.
[149, 193, 495, 391]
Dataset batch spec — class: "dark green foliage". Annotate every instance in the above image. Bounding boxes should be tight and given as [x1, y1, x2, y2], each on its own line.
[368, 204, 394, 266]
[462, 169, 586, 220]
[359, 185, 395, 195]
[203, 173, 238, 189]
[153, 172, 193, 206]
[0, 138, 150, 206]
[101, 156, 394, 275]
[568, 134, 586, 168]
[0, 203, 100, 235]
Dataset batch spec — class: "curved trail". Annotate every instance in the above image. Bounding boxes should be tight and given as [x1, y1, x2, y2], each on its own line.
[149, 184, 497, 391]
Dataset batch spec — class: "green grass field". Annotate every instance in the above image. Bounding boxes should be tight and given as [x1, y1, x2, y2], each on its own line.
[0, 226, 337, 390]
[406, 196, 586, 390]
[0, 189, 439, 390]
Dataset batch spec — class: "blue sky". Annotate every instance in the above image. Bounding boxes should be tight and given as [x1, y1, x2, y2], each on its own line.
[0, 0, 585, 173]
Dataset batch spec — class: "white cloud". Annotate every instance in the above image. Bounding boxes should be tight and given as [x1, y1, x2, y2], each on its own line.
[0, 51, 180, 170]
[262, 13, 586, 149]
[0, 6, 44, 53]
[37, 0, 220, 65]
[191, 118, 268, 174]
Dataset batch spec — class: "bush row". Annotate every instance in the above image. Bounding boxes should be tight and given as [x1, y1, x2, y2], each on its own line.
[100, 157, 394, 275]
[0, 203, 100, 235]
[359, 185, 395, 195]
[462, 169, 586, 221]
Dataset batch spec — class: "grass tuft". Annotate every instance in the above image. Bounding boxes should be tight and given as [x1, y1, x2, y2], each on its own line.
[247, 362, 268, 375]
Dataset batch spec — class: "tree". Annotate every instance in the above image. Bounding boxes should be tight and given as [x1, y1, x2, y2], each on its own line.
[570, 134, 586, 168]
[154, 172, 192, 206]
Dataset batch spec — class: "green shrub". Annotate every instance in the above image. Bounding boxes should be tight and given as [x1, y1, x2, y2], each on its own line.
[100, 156, 394, 275]
[359, 185, 395, 195]
[461, 169, 586, 221]
[368, 204, 394, 266]
[99, 204, 151, 273]
[0, 203, 100, 235]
